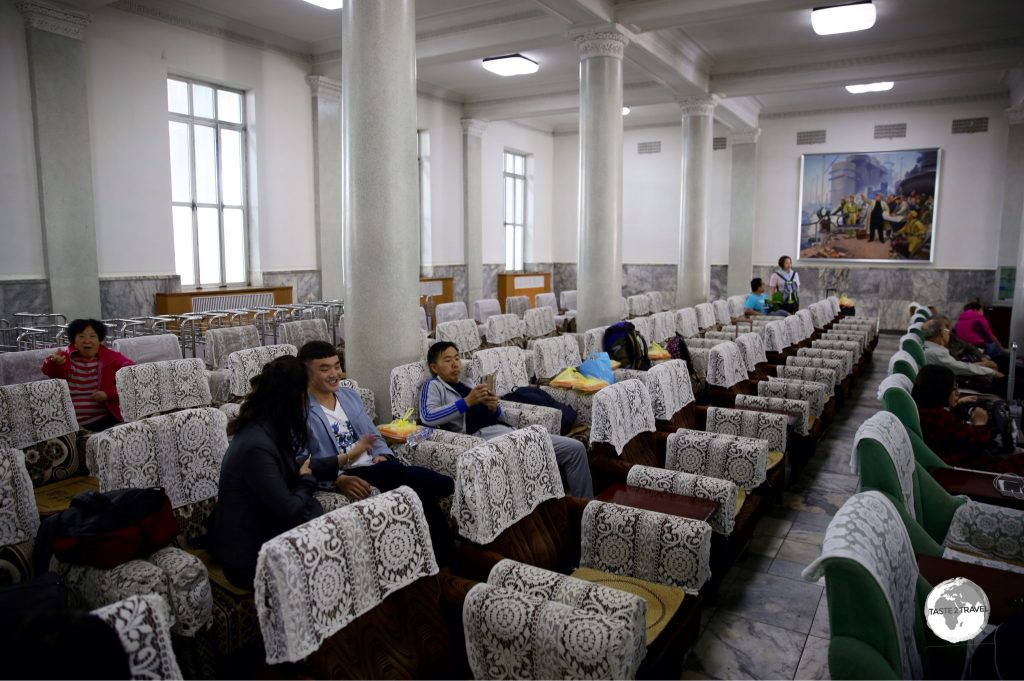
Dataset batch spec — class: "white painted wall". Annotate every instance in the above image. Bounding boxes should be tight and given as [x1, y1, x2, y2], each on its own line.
[709, 123, 733, 265]
[416, 95, 464, 266]
[552, 132, 578, 262]
[0, 0, 46, 278]
[754, 100, 1009, 269]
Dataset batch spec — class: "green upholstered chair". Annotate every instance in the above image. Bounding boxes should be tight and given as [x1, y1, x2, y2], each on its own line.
[887, 350, 919, 381]
[900, 334, 926, 368]
[908, 322, 926, 342]
[876, 377, 949, 470]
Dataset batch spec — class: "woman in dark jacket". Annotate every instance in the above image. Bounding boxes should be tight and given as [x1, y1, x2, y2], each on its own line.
[212, 355, 336, 590]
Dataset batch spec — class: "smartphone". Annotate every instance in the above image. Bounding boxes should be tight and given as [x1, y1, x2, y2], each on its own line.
[996, 477, 1023, 497]
[481, 373, 496, 394]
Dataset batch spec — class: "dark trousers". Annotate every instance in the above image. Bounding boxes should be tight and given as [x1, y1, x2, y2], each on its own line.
[347, 460, 456, 565]
[868, 220, 885, 242]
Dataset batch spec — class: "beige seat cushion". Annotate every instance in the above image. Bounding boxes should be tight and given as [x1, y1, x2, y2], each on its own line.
[767, 450, 784, 470]
[570, 567, 685, 645]
[735, 488, 746, 516]
[34, 476, 98, 517]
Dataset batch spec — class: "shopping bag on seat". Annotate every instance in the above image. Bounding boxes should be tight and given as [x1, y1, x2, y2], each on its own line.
[578, 352, 614, 385]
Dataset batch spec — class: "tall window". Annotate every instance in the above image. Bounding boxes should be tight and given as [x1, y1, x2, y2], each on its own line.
[503, 150, 527, 271]
[167, 77, 247, 288]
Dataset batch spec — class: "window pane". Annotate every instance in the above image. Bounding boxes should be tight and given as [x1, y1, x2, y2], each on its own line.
[504, 176, 515, 224]
[220, 129, 243, 206]
[514, 178, 525, 224]
[192, 84, 215, 119]
[194, 125, 217, 204]
[514, 154, 525, 176]
[223, 208, 245, 283]
[504, 153, 514, 174]
[168, 121, 192, 203]
[167, 79, 189, 115]
[197, 207, 222, 285]
[515, 224, 524, 271]
[172, 206, 195, 287]
[217, 89, 242, 124]
[505, 225, 514, 271]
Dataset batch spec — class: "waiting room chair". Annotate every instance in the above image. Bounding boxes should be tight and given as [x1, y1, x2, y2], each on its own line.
[111, 333, 183, 364]
[203, 325, 262, 404]
[277, 318, 330, 349]
[481, 313, 525, 348]
[472, 298, 502, 326]
[504, 295, 530, 318]
[92, 595, 184, 679]
[694, 303, 717, 332]
[626, 294, 651, 318]
[0, 347, 53, 386]
[712, 300, 732, 326]
[676, 308, 700, 338]
[435, 319, 483, 358]
[434, 301, 469, 327]
[523, 306, 557, 341]
[887, 350, 919, 381]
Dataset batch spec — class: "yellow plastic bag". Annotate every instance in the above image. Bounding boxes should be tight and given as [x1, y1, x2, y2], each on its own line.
[575, 374, 608, 393]
[550, 367, 584, 389]
[378, 408, 421, 442]
[648, 342, 670, 361]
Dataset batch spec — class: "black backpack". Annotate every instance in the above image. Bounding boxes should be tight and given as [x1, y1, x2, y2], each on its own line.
[603, 321, 651, 370]
[501, 386, 577, 435]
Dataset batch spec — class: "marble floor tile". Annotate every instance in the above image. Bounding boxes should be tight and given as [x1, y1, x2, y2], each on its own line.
[783, 509, 835, 530]
[754, 516, 793, 538]
[789, 471, 859, 495]
[809, 595, 830, 639]
[768, 558, 823, 585]
[782, 488, 850, 516]
[716, 569, 823, 633]
[795, 635, 831, 680]
[684, 611, 807, 680]
[787, 528, 826, 546]
[776, 539, 823, 566]
[748, 534, 785, 558]
[737, 552, 774, 573]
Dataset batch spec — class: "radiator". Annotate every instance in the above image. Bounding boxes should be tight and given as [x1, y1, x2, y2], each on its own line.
[191, 292, 274, 313]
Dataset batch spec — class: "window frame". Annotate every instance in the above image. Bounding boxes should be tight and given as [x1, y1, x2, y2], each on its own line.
[503, 150, 527, 272]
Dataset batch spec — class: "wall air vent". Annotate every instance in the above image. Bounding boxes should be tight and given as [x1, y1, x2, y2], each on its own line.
[796, 129, 826, 145]
[637, 141, 661, 154]
[951, 117, 988, 134]
[713, 136, 727, 150]
[874, 123, 906, 139]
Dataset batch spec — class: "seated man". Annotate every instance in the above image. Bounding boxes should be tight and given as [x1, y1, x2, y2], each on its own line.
[420, 341, 593, 499]
[298, 341, 455, 565]
[744, 277, 788, 317]
[921, 319, 1009, 396]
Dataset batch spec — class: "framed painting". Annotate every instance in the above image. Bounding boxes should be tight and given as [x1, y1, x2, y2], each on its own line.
[797, 148, 940, 262]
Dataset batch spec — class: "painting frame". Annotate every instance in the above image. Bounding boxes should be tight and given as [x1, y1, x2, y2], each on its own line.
[797, 148, 941, 264]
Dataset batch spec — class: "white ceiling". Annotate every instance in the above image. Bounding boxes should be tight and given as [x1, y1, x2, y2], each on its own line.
[76, 0, 1024, 131]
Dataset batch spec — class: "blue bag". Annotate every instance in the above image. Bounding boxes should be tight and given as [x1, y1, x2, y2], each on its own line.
[578, 352, 615, 384]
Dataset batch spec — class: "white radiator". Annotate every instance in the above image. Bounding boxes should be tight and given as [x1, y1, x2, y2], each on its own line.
[191, 292, 274, 313]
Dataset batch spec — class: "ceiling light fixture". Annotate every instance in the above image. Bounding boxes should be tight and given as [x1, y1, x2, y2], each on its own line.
[482, 54, 539, 77]
[845, 81, 893, 94]
[811, 1, 876, 36]
[622, 107, 631, 115]
[301, 0, 343, 9]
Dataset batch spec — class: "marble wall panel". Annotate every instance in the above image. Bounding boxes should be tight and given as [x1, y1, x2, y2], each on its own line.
[710, 265, 729, 302]
[0, 280, 52, 320]
[878, 269, 915, 300]
[946, 270, 995, 304]
[422, 264, 468, 307]
[622, 264, 677, 298]
[99, 275, 180, 319]
[553, 263, 577, 298]
[481, 264, 503, 301]
[909, 269, 947, 303]
[262, 270, 322, 303]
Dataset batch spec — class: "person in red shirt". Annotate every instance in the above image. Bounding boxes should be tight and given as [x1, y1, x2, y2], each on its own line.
[41, 319, 134, 431]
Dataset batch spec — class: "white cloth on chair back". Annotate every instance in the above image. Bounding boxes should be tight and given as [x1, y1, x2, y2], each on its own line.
[434, 301, 469, 325]
[643, 360, 695, 421]
[504, 295, 530, 318]
[630, 316, 655, 345]
[676, 308, 700, 338]
[560, 290, 577, 312]
[734, 333, 768, 373]
[877, 373, 914, 400]
[278, 319, 330, 349]
[795, 310, 815, 337]
[707, 406, 788, 457]
[204, 325, 261, 370]
[473, 298, 502, 324]
[626, 294, 650, 318]
[484, 314, 525, 345]
[0, 378, 78, 449]
[706, 342, 749, 389]
[435, 319, 482, 355]
[851, 412, 917, 519]
[694, 303, 716, 330]
[227, 344, 297, 398]
[0, 448, 40, 546]
[389, 361, 432, 420]
[111, 334, 183, 364]
[888, 350, 919, 376]
[255, 487, 439, 664]
[472, 347, 530, 396]
[727, 296, 747, 320]
[581, 327, 607, 357]
[532, 335, 582, 380]
[535, 292, 557, 312]
[712, 300, 731, 326]
[665, 428, 768, 492]
[651, 311, 676, 344]
[589, 379, 656, 454]
[523, 307, 556, 338]
[92, 595, 183, 680]
[763, 320, 789, 352]
[627, 465, 737, 536]
[117, 358, 211, 422]
[0, 348, 52, 386]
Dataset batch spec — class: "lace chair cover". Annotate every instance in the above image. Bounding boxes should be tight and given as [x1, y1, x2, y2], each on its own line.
[0, 379, 78, 449]
[580, 501, 711, 593]
[505, 295, 530, 318]
[111, 334, 183, 364]
[734, 333, 768, 373]
[92, 595, 184, 680]
[631, 316, 655, 345]
[784, 315, 806, 343]
[735, 394, 810, 436]
[484, 314, 525, 346]
[688, 348, 709, 378]
[702, 331, 735, 341]
[254, 487, 439, 664]
[560, 290, 578, 312]
[726, 296, 746, 319]
[454, 426, 565, 545]
[944, 501, 1024, 566]
[463, 582, 642, 680]
[895, 333, 921, 352]
[851, 412, 916, 519]
[651, 311, 676, 344]
[204, 325, 260, 370]
[473, 299, 502, 324]
[645, 291, 663, 313]
[839, 318, 878, 336]
[707, 342, 749, 389]
[523, 307, 556, 338]
[626, 294, 650, 318]
[581, 327, 607, 357]
[642, 360, 695, 421]
[532, 335, 582, 380]
[389, 361, 431, 419]
[336, 379, 377, 422]
[535, 292, 557, 312]
[435, 301, 469, 325]
[227, 344, 297, 398]
[707, 406, 787, 455]
[0, 348, 52, 386]
[826, 296, 840, 316]
[116, 359, 212, 422]
[712, 300, 732, 326]
[774, 366, 838, 396]
[877, 374, 914, 400]
[435, 319, 482, 355]
[822, 332, 868, 355]
[763, 321, 789, 352]
[813, 339, 861, 363]
[665, 429, 768, 492]
[0, 448, 40, 546]
[627, 464, 737, 535]
[278, 319, 330, 349]
[759, 379, 826, 418]
[92, 408, 228, 509]
[785, 358, 843, 387]
[589, 380, 656, 455]
[472, 347, 530, 396]
[686, 337, 726, 349]
[808, 304, 830, 329]
[802, 492, 923, 679]
[798, 348, 853, 377]
[694, 303, 716, 331]
[887, 350, 919, 377]
[795, 310, 815, 337]
[676, 308, 700, 338]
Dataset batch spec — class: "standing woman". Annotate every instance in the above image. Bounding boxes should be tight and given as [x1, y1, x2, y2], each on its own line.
[768, 255, 800, 313]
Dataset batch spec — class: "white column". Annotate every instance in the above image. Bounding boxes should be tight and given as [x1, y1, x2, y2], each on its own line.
[308, 75, 344, 300]
[574, 28, 628, 331]
[342, 0, 421, 414]
[18, 0, 101, 318]
[1006, 107, 1024, 345]
[675, 96, 716, 307]
[462, 118, 487, 306]
[726, 128, 760, 297]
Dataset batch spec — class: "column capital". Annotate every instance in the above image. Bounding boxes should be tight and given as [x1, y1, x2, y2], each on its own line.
[730, 128, 761, 145]
[573, 26, 629, 61]
[17, 0, 89, 40]
[677, 95, 717, 118]
[1006, 105, 1024, 125]
[461, 118, 488, 137]
[306, 75, 341, 101]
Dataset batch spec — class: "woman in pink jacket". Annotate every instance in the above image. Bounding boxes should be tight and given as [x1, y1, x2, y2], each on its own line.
[954, 302, 1006, 360]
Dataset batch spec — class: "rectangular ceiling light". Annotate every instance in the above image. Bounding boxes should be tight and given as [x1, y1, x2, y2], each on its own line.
[301, 0, 343, 9]
[482, 54, 539, 77]
[845, 81, 893, 94]
[812, 1, 876, 35]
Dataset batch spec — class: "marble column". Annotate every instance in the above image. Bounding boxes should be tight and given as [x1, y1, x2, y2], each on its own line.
[18, 0, 102, 318]
[675, 96, 716, 307]
[462, 119, 487, 307]
[574, 28, 628, 331]
[342, 0, 421, 414]
[1007, 107, 1024, 345]
[726, 128, 760, 297]
[308, 75, 344, 301]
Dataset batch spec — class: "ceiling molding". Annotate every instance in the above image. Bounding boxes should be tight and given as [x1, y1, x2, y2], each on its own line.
[615, 0, 813, 34]
[17, 0, 91, 40]
[416, 10, 548, 42]
[760, 92, 1008, 120]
